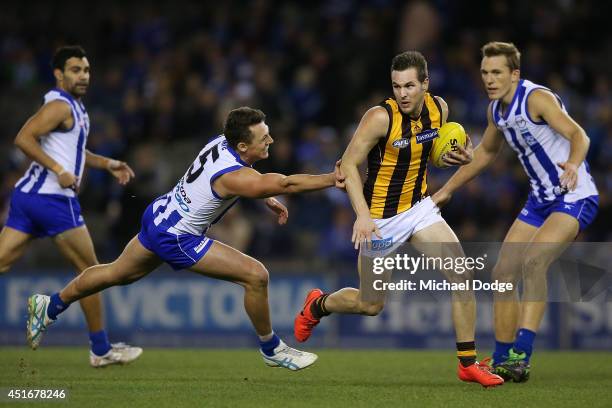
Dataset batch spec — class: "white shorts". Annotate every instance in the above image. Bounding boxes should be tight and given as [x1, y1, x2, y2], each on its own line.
[366, 196, 444, 256]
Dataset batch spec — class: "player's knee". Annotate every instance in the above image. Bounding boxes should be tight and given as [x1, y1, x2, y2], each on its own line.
[447, 269, 474, 284]
[522, 254, 547, 274]
[245, 260, 269, 289]
[492, 261, 519, 282]
[359, 301, 384, 316]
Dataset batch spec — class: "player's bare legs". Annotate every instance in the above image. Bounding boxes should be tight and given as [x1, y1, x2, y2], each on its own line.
[53, 226, 104, 332]
[56, 227, 156, 365]
[318, 256, 385, 316]
[0, 226, 33, 273]
[297, 219, 501, 386]
[188, 241, 273, 336]
[59, 236, 163, 302]
[520, 213, 578, 331]
[492, 220, 537, 343]
[27, 235, 159, 368]
[294, 253, 385, 346]
[299, 221, 472, 326]
[409, 221, 502, 386]
[31, 236, 317, 370]
[409, 221, 476, 343]
[492, 214, 577, 382]
[189, 241, 317, 370]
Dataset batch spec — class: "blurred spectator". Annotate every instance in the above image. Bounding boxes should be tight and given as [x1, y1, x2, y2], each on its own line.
[0, 0, 609, 265]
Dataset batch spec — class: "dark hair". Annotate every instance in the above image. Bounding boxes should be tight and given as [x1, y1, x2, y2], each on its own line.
[51, 45, 87, 71]
[481, 41, 521, 71]
[223, 107, 266, 148]
[391, 51, 428, 82]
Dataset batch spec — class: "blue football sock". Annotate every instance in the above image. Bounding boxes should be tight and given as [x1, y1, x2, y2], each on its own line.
[492, 340, 513, 364]
[89, 330, 112, 357]
[47, 293, 69, 320]
[259, 333, 281, 357]
[513, 328, 536, 362]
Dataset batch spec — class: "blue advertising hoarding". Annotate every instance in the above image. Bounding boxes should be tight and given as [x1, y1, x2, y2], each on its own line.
[1, 270, 610, 349]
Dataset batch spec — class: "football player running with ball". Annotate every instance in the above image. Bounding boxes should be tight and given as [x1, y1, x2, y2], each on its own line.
[295, 51, 503, 387]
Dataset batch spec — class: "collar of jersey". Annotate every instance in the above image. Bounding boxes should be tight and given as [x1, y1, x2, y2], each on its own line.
[499, 79, 524, 121]
[226, 144, 251, 167]
[52, 87, 86, 112]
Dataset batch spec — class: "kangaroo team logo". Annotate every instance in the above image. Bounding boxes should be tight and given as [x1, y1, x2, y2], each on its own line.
[516, 115, 527, 130]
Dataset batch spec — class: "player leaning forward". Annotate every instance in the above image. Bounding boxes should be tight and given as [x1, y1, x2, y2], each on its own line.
[28, 107, 344, 370]
[433, 42, 598, 382]
[295, 51, 504, 387]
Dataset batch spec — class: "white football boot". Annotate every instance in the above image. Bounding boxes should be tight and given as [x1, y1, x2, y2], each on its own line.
[90, 343, 143, 368]
[260, 340, 318, 371]
[27, 294, 54, 350]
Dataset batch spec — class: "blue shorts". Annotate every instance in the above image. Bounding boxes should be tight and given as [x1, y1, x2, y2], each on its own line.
[5, 190, 85, 237]
[137, 202, 214, 270]
[518, 193, 599, 231]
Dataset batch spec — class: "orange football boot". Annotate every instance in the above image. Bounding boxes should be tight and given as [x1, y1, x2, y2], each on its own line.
[457, 359, 504, 388]
[294, 289, 324, 342]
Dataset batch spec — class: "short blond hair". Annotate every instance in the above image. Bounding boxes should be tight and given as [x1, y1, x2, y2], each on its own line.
[481, 42, 521, 71]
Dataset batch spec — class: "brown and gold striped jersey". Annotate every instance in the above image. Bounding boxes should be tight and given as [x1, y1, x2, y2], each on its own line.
[363, 93, 444, 219]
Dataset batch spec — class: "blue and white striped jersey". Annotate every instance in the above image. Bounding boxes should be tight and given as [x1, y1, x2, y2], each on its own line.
[14, 88, 90, 197]
[492, 79, 598, 202]
[151, 135, 248, 236]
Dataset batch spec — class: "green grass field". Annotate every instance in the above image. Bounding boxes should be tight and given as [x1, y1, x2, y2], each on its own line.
[1, 347, 610, 407]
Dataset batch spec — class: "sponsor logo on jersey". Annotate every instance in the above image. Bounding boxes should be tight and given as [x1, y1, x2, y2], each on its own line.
[392, 138, 411, 149]
[415, 128, 439, 144]
[371, 237, 394, 250]
[523, 132, 537, 146]
[174, 178, 191, 212]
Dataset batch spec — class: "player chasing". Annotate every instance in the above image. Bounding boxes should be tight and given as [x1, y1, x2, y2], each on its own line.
[432, 42, 599, 382]
[27, 107, 345, 371]
[0, 45, 141, 367]
[294, 51, 504, 387]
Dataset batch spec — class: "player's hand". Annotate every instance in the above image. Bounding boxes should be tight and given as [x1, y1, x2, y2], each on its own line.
[57, 170, 78, 191]
[443, 134, 473, 166]
[334, 159, 346, 189]
[265, 197, 289, 225]
[431, 188, 452, 208]
[108, 159, 135, 185]
[352, 215, 382, 250]
[557, 161, 578, 191]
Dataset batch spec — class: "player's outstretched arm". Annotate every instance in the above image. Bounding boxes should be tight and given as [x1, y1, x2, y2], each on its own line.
[213, 166, 339, 199]
[528, 89, 589, 191]
[85, 150, 135, 186]
[432, 104, 504, 207]
[14, 101, 78, 189]
[341, 106, 388, 249]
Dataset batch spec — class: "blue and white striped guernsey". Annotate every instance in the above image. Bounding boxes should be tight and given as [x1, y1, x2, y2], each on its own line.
[151, 135, 248, 236]
[14, 88, 90, 198]
[492, 79, 598, 203]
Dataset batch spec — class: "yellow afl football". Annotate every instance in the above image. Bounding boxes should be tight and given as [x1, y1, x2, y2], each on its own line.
[430, 122, 467, 168]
